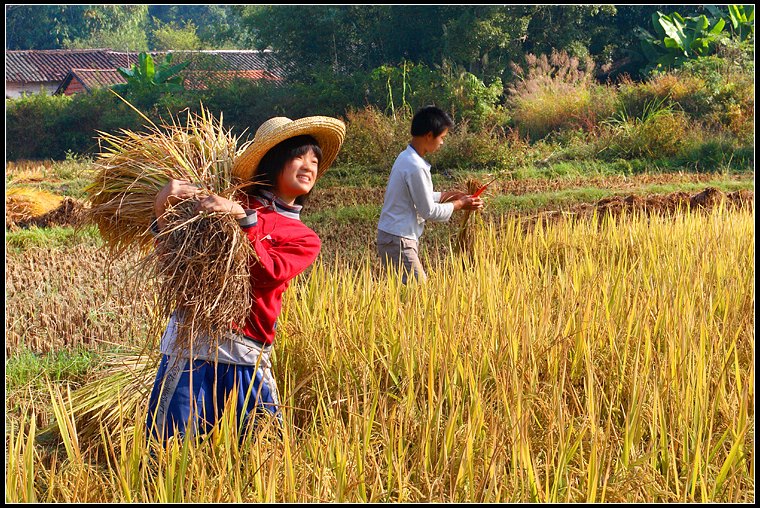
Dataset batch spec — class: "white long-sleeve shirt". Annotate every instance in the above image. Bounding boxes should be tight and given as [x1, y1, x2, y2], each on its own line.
[377, 144, 455, 240]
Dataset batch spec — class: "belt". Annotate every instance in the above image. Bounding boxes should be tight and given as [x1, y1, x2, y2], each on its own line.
[241, 333, 272, 351]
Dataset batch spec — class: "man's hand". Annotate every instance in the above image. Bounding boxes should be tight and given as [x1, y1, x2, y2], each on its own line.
[440, 190, 468, 203]
[452, 195, 484, 211]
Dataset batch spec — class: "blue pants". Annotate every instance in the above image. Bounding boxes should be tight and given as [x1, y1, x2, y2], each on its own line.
[145, 354, 281, 442]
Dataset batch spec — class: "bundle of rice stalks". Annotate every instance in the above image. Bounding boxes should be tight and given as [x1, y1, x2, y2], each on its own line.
[87, 104, 250, 255]
[455, 178, 485, 255]
[86, 101, 255, 355]
[6, 186, 64, 228]
[147, 198, 254, 352]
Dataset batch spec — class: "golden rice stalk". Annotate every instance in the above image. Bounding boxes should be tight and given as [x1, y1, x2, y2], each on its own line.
[39, 348, 159, 447]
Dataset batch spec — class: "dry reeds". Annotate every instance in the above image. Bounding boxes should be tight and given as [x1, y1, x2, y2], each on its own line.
[85, 101, 255, 354]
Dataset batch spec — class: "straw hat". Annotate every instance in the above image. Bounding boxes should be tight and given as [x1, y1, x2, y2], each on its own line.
[232, 116, 346, 182]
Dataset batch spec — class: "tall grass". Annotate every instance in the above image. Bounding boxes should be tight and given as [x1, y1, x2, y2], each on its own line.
[6, 206, 754, 502]
[507, 50, 617, 141]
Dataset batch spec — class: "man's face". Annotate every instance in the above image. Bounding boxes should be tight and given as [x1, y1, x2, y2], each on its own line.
[426, 128, 449, 154]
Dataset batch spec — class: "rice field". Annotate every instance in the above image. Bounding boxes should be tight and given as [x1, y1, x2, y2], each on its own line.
[5, 204, 754, 502]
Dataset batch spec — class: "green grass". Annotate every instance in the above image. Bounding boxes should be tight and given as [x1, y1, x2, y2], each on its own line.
[5, 224, 103, 252]
[318, 163, 392, 188]
[5, 346, 99, 391]
[303, 203, 381, 226]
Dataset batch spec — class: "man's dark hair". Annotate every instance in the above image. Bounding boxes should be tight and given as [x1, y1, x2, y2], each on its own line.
[248, 135, 322, 205]
[410, 105, 454, 137]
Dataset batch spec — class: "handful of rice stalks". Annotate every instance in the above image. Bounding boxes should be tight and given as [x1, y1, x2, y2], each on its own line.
[455, 178, 484, 255]
[86, 104, 255, 354]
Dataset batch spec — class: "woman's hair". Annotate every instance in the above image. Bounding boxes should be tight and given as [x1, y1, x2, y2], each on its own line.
[410, 105, 454, 137]
[248, 134, 322, 206]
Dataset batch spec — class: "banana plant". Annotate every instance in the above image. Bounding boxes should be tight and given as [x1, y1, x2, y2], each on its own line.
[635, 10, 726, 73]
[705, 5, 754, 41]
[113, 51, 189, 95]
[727, 4, 754, 40]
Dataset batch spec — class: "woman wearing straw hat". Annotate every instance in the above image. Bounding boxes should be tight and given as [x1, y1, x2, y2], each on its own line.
[146, 115, 345, 442]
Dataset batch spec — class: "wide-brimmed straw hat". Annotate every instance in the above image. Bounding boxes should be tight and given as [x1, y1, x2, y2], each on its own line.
[232, 116, 346, 182]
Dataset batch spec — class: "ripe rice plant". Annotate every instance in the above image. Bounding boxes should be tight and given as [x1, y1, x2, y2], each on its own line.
[6, 205, 753, 502]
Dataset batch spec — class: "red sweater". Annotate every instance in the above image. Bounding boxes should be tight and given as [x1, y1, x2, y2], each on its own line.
[235, 192, 321, 345]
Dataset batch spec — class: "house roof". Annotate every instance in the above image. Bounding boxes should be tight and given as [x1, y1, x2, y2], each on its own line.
[55, 67, 283, 95]
[6, 49, 286, 84]
[6, 49, 137, 83]
[55, 68, 127, 94]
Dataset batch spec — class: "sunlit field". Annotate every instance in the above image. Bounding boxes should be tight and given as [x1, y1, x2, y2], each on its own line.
[6, 205, 754, 502]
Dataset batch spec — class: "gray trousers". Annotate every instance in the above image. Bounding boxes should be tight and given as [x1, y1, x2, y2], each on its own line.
[376, 229, 427, 284]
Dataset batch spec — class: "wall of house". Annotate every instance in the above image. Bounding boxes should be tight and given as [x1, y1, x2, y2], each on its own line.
[61, 79, 87, 96]
[6, 82, 60, 98]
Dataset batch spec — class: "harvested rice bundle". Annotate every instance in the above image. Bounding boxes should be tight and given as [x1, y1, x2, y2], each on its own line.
[6, 186, 64, 227]
[145, 198, 254, 353]
[455, 178, 484, 254]
[39, 349, 159, 446]
[86, 105, 250, 255]
[86, 104, 255, 354]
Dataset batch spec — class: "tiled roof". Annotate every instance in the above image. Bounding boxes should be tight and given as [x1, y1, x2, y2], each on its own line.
[56, 68, 283, 95]
[63, 68, 128, 92]
[6, 49, 285, 84]
[184, 70, 283, 89]
[6, 49, 136, 83]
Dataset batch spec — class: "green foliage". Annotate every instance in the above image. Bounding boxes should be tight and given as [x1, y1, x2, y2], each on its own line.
[6, 346, 97, 390]
[338, 106, 409, 171]
[5, 225, 103, 252]
[5, 89, 143, 160]
[675, 134, 754, 173]
[635, 10, 727, 74]
[113, 52, 189, 98]
[432, 120, 523, 173]
[597, 98, 690, 159]
[151, 19, 204, 50]
[727, 5, 755, 40]
[707, 5, 755, 41]
[6, 5, 149, 50]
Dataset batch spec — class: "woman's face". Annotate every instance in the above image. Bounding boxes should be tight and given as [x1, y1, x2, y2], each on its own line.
[276, 147, 320, 204]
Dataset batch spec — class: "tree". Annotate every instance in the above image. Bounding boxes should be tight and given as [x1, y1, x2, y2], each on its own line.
[151, 19, 204, 50]
[6, 5, 149, 50]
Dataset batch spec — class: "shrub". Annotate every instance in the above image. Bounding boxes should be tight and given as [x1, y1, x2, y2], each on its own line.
[432, 120, 528, 174]
[675, 130, 754, 172]
[6, 93, 71, 160]
[507, 50, 616, 140]
[337, 106, 409, 171]
[597, 98, 690, 160]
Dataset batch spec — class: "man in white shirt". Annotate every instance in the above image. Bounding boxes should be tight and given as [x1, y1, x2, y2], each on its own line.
[377, 106, 484, 283]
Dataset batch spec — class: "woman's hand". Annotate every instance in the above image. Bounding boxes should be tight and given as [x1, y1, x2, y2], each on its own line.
[155, 179, 201, 228]
[195, 194, 247, 220]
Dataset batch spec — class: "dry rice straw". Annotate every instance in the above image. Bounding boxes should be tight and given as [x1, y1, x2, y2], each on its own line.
[86, 98, 256, 355]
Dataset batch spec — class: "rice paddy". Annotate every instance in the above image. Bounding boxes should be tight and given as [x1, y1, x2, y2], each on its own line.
[5, 201, 754, 502]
